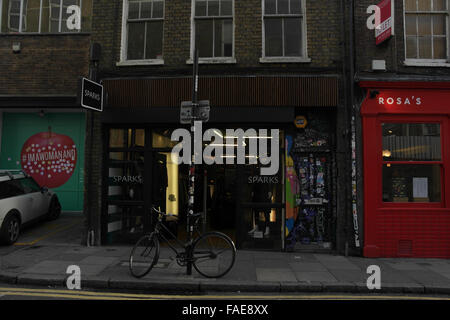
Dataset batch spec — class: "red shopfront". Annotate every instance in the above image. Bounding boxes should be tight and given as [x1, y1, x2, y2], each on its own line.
[360, 81, 450, 258]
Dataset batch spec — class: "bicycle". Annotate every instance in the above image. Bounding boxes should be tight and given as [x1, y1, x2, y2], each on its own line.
[129, 206, 236, 279]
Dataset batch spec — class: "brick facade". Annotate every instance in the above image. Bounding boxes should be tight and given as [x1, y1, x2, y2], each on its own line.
[85, 0, 355, 253]
[353, 0, 450, 258]
[0, 34, 90, 96]
[92, 0, 343, 75]
[354, 0, 450, 76]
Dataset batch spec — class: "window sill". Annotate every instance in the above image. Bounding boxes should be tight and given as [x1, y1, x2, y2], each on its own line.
[186, 58, 237, 65]
[0, 32, 91, 36]
[116, 59, 164, 66]
[403, 60, 450, 67]
[259, 57, 312, 64]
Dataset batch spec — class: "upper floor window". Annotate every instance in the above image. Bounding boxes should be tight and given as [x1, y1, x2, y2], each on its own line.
[192, 0, 234, 59]
[262, 0, 307, 58]
[404, 0, 449, 61]
[7, 0, 26, 31]
[0, 0, 92, 33]
[121, 0, 164, 62]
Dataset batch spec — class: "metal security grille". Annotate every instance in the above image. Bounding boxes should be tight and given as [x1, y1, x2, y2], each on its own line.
[103, 76, 339, 108]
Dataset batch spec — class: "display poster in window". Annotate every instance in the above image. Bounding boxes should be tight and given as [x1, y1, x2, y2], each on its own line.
[413, 177, 429, 202]
[392, 177, 408, 202]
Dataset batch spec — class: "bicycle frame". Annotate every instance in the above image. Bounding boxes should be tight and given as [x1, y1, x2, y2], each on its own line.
[152, 214, 202, 259]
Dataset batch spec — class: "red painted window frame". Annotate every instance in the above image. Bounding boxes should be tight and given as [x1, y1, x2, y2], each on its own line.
[376, 115, 446, 209]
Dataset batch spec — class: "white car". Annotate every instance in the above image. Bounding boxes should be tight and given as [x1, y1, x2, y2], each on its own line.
[0, 170, 61, 245]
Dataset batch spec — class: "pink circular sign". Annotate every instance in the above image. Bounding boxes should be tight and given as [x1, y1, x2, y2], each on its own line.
[21, 132, 77, 188]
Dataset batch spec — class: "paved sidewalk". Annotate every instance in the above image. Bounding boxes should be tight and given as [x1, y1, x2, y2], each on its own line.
[1, 244, 450, 295]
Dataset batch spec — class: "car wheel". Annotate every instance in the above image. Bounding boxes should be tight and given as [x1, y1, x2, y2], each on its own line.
[0, 214, 20, 245]
[47, 197, 62, 221]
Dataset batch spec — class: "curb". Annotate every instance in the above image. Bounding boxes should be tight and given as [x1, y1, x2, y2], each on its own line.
[0, 272, 18, 285]
[1, 272, 450, 295]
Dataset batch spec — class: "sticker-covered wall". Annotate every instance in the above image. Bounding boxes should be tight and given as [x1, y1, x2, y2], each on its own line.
[0, 112, 85, 211]
[285, 113, 336, 251]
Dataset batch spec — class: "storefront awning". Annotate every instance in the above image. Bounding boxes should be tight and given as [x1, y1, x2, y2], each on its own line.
[101, 106, 295, 124]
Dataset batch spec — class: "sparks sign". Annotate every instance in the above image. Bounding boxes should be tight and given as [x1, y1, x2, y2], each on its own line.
[367, 0, 393, 45]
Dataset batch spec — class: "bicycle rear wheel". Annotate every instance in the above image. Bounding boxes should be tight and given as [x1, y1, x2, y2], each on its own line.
[129, 233, 160, 278]
[192, 232, 236, 278]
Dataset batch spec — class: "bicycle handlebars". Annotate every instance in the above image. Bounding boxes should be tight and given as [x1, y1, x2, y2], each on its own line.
[151, 206, 202, 218]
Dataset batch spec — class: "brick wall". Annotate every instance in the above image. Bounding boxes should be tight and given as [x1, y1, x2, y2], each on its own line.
[92, 0, 344, 76]
[0, 34, 90, 95]
[354, 0, 450, 76]
[88, 0, 351, 250]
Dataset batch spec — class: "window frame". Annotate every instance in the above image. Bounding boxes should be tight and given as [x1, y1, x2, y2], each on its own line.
[8, 0, 26, 32]
[260, 0, 310, 63]
[1, 0, 87, 34]
[118, 0, 165, 66]
[188, 0, 236, 64]
[378, 116, 446, 208]
[403, 0, 450, 66]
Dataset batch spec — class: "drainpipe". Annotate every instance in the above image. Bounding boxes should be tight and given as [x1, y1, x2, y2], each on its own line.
[347, 0, 361, 255]
[340, 0, 357, 256]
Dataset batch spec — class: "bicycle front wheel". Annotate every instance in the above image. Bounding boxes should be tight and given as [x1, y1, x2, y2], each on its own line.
[129, 233, 160, 278]
[192, 232, 236, 278]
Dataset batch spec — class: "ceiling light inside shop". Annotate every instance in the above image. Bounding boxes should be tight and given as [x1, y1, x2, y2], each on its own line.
[382, 150, 392, 157]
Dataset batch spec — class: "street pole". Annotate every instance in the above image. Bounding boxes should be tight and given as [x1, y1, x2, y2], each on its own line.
[85, 43, 101, 247]
[86, 60, 97, 247]
[186, 48, 199, 275]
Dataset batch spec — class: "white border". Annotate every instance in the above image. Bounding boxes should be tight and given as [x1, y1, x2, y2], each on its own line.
[118, 0, 165, 65]
[391, 0, 395, 35]
[188, 0, 236, 64]
[81, 78, 103, 112]
[260, 0, 310, 63]
[0, 0, 3, 32]
[402, 0, 450, 65]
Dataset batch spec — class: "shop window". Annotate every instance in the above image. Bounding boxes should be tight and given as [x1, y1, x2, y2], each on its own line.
[404, 0, 449, 61]
[0, 0, 93, 33]
[262, 0, 307, 59]
[109, 128, 145, 149]
[107, 129, 146, 243]
[152, 128, 177, 148]
[382, 164, 441, 202]
[109, 129, 126, 148]
[193, 0, 233, 59]
[123, 0, 164, 61]
[382, 123, 443, 203]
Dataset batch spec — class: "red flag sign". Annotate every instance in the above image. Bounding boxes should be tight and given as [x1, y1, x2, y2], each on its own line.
[375, 0, 392, 45]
